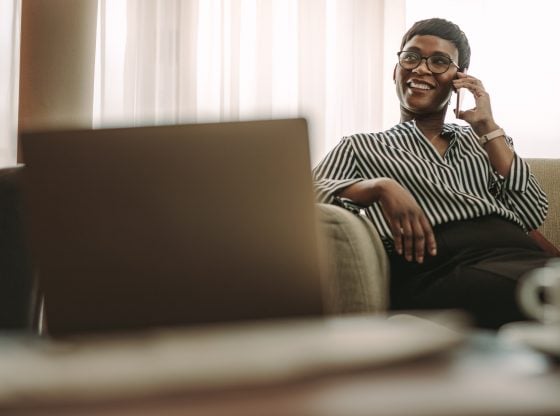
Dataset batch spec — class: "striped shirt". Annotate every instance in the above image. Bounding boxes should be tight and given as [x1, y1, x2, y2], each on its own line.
[313, 120, 548, 251]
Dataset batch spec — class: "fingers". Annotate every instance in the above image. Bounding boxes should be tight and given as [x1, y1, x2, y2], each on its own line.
[411, 219, 425, 263]
[420, 215, 437, 257]
[453, 75, 487, 98]
[390, 221, 404, 257]
[458, 83, 487, 99]
[453, 74, 494, 125]
[454, 72, 482, 86]
[402, 220, 414, 262]
[378, 180, 437, 263]
[391, 214, 437, 264]
[455, 107, 477, 120]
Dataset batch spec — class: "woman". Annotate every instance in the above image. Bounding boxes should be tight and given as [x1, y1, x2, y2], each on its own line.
[313, 18, 552, 329]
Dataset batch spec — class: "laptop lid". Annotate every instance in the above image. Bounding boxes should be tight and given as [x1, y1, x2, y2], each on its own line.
[21, 118, 324, 337]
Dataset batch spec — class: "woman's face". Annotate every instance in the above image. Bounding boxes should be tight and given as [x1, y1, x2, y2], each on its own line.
[394, 35, 460, 115]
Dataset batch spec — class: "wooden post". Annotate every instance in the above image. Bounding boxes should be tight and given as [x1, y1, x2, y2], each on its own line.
[18, 0, 98, 161]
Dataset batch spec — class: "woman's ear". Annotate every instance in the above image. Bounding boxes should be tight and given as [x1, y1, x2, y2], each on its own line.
[393, 64, 397, 83]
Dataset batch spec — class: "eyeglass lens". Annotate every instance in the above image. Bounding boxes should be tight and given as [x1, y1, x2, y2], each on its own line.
[399, 52, 452, 74]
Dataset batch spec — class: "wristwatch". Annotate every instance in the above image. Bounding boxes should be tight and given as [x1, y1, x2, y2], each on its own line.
[333, 196, 366, 214]
[478, 128, 505, 146]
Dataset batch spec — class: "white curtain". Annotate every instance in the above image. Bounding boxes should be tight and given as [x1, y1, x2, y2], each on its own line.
[95, 0, 405, 164]
[0, 0, 21, 167]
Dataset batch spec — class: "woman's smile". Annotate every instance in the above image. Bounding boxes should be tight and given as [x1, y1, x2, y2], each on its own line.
[407, 78, 436, 91]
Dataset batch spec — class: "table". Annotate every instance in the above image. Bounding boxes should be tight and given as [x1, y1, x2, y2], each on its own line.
[2, 317, 560, 416]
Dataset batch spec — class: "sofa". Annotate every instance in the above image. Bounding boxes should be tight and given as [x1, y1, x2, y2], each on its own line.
[1, 160, 558, 331]
[318, 158, 560, 314]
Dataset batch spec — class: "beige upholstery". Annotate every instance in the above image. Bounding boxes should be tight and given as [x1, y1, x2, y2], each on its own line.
[527, 159, 560, 249]
[318, 158, 560, 314]
[317, 204, 389, 314]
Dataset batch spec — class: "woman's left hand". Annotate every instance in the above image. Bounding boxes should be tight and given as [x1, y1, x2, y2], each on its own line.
[453, 72, 500, 134]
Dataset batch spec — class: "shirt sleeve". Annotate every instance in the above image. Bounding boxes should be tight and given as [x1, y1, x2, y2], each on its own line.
[312, 137, 363, 204]
[497, 139, 548, 230]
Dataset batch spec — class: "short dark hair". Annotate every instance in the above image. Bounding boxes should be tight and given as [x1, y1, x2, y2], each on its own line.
[400, 18, 471, 71]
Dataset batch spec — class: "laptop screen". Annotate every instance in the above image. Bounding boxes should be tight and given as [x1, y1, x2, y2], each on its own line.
[21, 118, 324, 337]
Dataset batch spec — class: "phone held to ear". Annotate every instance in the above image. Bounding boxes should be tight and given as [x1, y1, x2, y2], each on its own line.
[455, 69, 467, 118]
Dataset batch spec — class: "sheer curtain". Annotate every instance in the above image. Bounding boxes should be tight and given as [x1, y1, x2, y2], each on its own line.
[0, 0, 21, 167]
[95, 0, 405, 164]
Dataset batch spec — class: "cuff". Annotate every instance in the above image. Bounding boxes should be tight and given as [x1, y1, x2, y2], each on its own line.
[314, 179, 364, 204]
[502, 153, 530, 193]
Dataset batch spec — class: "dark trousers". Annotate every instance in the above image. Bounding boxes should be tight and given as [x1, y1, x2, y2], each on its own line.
[389, 215, 553, 329]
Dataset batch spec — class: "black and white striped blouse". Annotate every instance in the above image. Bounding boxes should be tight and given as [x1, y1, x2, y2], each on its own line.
[313, 120, 548, 251]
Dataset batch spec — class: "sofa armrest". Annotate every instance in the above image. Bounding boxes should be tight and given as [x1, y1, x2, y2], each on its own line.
[526, 159, 560, 250]
[316, 203, 389, 314]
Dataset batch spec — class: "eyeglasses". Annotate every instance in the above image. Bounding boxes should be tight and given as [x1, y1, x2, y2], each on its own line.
[397, 51, 459, 74]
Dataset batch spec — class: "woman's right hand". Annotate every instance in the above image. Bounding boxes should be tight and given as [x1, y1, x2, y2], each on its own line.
[341, 178, 437, 263]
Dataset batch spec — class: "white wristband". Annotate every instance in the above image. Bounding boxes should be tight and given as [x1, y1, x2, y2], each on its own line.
[478, 128, 505, 146]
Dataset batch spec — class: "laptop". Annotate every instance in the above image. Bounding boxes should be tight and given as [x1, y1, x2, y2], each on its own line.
[21, 118, 324, 337]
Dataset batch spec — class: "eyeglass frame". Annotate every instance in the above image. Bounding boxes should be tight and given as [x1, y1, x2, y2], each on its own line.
[397, 50, 460, 74]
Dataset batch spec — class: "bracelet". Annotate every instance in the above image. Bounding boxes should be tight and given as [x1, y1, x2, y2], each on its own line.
[333, 196, 365, 215]
[478, 128, 505, 146]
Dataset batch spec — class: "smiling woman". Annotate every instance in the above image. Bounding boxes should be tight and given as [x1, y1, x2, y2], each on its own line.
[313, 17, 554, 329]
[395, 35, 461, 117]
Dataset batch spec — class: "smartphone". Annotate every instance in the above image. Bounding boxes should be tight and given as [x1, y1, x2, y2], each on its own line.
[455, 69, 467, 118]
